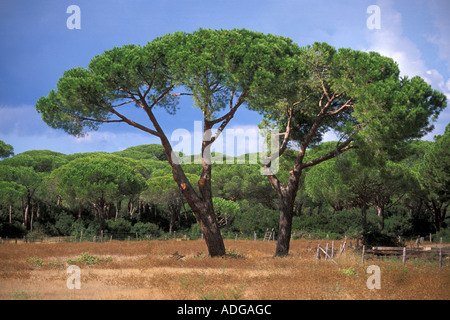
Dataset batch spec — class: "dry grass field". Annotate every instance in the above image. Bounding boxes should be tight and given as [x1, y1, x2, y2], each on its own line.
[0, 239, 448, 300]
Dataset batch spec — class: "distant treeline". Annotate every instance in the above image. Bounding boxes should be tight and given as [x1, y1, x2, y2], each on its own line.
[0, 135, 449, 244]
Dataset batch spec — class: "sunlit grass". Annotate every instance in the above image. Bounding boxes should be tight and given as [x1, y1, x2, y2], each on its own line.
[0, 239, 448, 300]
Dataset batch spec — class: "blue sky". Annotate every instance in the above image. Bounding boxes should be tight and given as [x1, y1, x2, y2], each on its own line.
[0, 0, 449, 155]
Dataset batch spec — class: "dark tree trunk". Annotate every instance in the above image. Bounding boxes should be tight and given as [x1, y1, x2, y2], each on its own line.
[271, 169, 301, 257]
[376, 205, 384, 230]
[361, 204, 368, 232]
[275, 196, 294, 257]
[197, 204, 226, 256]
[143, 101, 227, 257]
[160, 137, 226, 257]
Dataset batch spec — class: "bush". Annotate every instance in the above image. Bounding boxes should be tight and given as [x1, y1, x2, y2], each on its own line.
[67, 252, 112, 265]
[70, 219, 100, 239]
[0, 221, 26, 237]
[231, 201, 278, 236]
[131, 222, 162, 237]
[189, 223, 203, 239]
[292, 212, 329, 233]
[327, 209, 363, 235]
[362, 224, 399, 246]
[54, 212, 75, 235]
[434, 228, 450, 243]
[105, 218, 132, 234]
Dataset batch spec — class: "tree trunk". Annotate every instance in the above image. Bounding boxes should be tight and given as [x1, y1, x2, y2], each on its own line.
[270, 169, 301, 257]
[115, 200, 121, 220]
[9, 203, 12, 224]
[361, 204, 368, 233]
[23, 204, 29, 229]
[144, 107, 226, 257]
[196, 204, 226, 256]
[30, 207, 34, 232]
[376, 205, 384, 230]
[275, 196, 294, 257]
[175, 167, 225, 257]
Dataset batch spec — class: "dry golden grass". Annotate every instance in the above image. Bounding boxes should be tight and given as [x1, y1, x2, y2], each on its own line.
[0, 239, 448, 300]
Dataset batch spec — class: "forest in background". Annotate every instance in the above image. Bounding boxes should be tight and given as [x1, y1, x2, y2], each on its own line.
[1, 125, 448, 245]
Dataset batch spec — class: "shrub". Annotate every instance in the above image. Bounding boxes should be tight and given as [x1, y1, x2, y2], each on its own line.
[362, 224, 399, 246]
[105, 218, 132, 234]
[26, 256, 44, 267]
[131, 222, 162, 237]
[232, 200, 278, 235]
[67, 252, 112, 265]
[0, 221, 26, 237]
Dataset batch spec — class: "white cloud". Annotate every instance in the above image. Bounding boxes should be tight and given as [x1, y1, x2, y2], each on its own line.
[364, 0, 450, 139]
[426, 0, 450, 73]
[0, 105, 161, 154]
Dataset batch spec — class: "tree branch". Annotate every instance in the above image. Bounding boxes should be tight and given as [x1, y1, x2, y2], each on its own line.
[206, 90, 247, 127]
[324, 98, 353, 117]
[111, 99, 139, 108]
[108, 106, 161, 137]
[300, 137, 355, 170]
[71, 115, 125, 124]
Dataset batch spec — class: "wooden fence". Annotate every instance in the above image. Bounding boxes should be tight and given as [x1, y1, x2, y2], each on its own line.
[315, 237, 449, 269]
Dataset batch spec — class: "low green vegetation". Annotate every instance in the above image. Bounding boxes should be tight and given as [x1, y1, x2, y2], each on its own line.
[67, 252, 112, 266]
[1, 132, 449, 247]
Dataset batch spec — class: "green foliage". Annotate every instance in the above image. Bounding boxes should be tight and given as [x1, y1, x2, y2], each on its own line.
[213, 197, 240, 227]
[54, 211, 75, 236]
[113, 144, 168, 161]
[339, 267, 357, 276]
[225, 248, 246, 259]
[50, 154, 147, 209]
[362, 224, 400, 247]
[0, 140, 14, 159]
[67, 252, 112, 266]
[0, 150, 67, 172]
[131, 222, 162, 237]
[1, 30, 447, 245]
[232, 200, 278, 235]
[105, 218, 132, 234]
[26, 256, 44, 267]
[434, 228, 450, 243]
[418, 124, 449, 204]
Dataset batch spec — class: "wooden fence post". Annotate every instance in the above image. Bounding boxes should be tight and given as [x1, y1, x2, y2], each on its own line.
[402, 247, 406, 265]
[319, 246, 338, 265]
[325, 243, 329, 260]
[316, 244, 321, 261]
[331, 241, 335, 259]
[361, 245, 365, 265]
